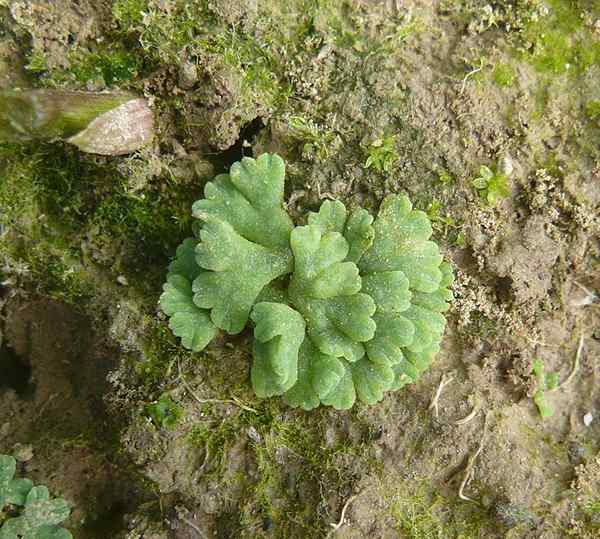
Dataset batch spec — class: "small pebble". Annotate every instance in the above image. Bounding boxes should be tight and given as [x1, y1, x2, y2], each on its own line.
[247, 426, 262, 444]
[0, 422, 9, 439]
[583, 412, 593, 427]
[12, 443, 34, 462]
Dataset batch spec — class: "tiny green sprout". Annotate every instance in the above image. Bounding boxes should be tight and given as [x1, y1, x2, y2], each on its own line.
[453, 231, 467, 249]
[145, 393, 183, 429]
[0, 455, 72, 538]
[287, 116, 335, 160]
[472, 165, 510, 205]
[532, 358, 559, 419]
[364, 136, 398, 173]
[436, 169, 454, 184]
[25, 51, 48, 73]
[426, 200, 457, 236]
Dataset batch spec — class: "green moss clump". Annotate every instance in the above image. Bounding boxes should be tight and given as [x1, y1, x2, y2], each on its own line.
[144, 393, 183, 429]
[62, 46, 148, 87]
[522, 0, 600, 75]
[493, 63, 516, 87]
[472, 165, 511, 205]
[364, 136, 399, 173]
[188, 406, 373, 537]
[112, 0, 149, 28]
[389, 483, 495, 537]
[585, 100, 600, 121]
[0, 138, 202, 307]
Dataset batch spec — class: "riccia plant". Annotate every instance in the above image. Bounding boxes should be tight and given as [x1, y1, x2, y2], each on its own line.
[0, 455, 71, 539]
[160, 154, 453, 410]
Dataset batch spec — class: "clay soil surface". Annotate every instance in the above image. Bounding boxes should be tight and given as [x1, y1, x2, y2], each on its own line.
[1, 1, 599, 538]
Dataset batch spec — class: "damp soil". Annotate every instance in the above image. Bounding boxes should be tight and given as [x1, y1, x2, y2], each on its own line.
[1, 1, 600, 538]
[0, 296, 149, 537]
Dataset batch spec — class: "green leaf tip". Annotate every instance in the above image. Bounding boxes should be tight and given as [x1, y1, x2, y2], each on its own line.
[0, 455, 33, 509]
[159, 239, 217, 352]
[160, 154, 454, 409]
[531, 358, 558, 419]
[251, 303, 305, 398]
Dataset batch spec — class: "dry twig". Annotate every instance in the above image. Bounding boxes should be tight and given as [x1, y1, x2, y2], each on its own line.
[177, 361, 257, 414]
[328, 489, 368, 536]
[453, 402, 480, 426]
[558, 334, 584, 389]
[458, 412, 490, 503]
[179, 515, 206, 538]
[428, 374, 454, 418]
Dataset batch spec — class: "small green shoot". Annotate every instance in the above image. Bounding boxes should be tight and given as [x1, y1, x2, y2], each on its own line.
[287, 116, 335, 160]
[25, 51, 48, 73]
[145, 393, 183, 429]
[436, 169, 454, 184]
[532, 358, 559, 419]
[425, 200, 460, 237]
[472, 165, 510, 205]
[453, 231, 467, 249]
[364, 136, 398, 173]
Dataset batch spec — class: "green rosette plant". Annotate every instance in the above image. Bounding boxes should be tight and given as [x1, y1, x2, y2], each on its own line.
[0, 455, 72, 539]
[160, 153, 454, 410]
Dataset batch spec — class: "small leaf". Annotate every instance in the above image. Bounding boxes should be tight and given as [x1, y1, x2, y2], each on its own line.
[361, 271, 411, 313]
[193, 220, 292, 333]
[307, 202, 375, 263]
[26, 486, 50, 504]
[546, 372, 559, 391]
[307, 200, 347, 233]
[359, 195, 442, 293]
[289, 225, 375, 361]
[308, 262, 361, 299]
[160, 274, 202, 316]
[486, 190, 498, 205]
[472, 177, 488, 189]
[25, 497, 70, 527]
[167, 238, 203, 282]
[351, 357, 395, 405]
[192, 154, 294, 250]
[250, 303, 306, 398]
[0, 455, 33, 507]
[159, 274, 217, 352]
[145, 393, 183, 429]
[365, 313, 415, 366]
[320, 361, 356, 410]
[284, 339, 346, 410]
[344, 209, 375, 263]
[534, 389, 554, 419]
[0, 455, 15, 484]
[479, 165, 494, 180]
[1, 486, 71, 539]
[290, 225, 350, 283]
[403, 305, 446, 353]
[303, 295, 376, 361]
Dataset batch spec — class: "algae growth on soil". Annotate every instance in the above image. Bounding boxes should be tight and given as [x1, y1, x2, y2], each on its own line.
[1, 1, 599, 538]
